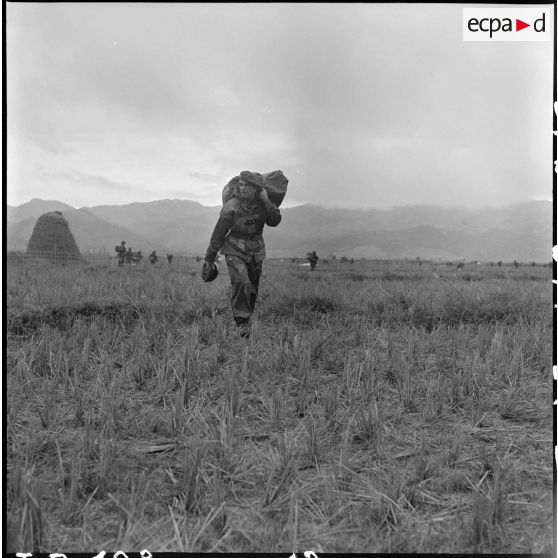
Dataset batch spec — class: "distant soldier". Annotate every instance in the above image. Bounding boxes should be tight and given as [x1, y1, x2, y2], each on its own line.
[350, 257, 354, 265]
[133, 250, 143, 265]
[307, 251, 319, 271]
[125, 248, 134, 265]
[115, 240, 127, 266]
[166, 253, 174, 264]
[149, 251, 158, 264]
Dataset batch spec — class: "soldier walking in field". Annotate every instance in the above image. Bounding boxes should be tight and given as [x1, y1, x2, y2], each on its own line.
[125, 247, 134, 265]
[149, 251, 159, 264]
[166, 253, 174, 264]
[203, 171, 282, 338]
[115, 240, 127, 266]
[307, 251, 319, 271]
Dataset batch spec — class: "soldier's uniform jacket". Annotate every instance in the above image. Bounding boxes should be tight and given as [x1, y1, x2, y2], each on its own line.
[205, 197, 281, 264]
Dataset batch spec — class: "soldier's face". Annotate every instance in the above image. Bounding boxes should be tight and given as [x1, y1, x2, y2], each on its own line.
[238, 180, 257, 200]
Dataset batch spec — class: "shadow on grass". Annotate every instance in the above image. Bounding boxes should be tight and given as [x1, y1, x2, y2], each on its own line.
[7, 301, 227, 335]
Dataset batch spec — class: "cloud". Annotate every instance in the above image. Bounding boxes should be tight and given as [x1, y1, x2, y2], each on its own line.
[23, 132, 72, 156]
[61, 169, 139, 193]
[6, 3, 552, 209]
[188, 172, 223, 183]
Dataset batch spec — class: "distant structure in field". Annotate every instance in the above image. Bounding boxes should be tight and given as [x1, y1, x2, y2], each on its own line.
[26, 211, 81, 263]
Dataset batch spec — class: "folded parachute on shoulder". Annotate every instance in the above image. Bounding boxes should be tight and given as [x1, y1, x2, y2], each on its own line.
[222, 170, 288, 207]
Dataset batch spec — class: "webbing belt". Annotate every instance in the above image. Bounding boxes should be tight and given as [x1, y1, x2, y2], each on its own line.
[230, 233, 263, 241]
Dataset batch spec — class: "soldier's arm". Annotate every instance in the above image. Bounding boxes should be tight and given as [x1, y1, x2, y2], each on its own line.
[259, 190, 281, 227]
[205, 206, 234, 263]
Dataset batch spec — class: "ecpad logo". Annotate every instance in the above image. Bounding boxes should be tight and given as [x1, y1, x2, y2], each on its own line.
[468, 14, 545, 37]
[463, 8, 551, 41]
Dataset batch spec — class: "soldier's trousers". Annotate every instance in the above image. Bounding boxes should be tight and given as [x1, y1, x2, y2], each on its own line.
[225, 254, 263, 324]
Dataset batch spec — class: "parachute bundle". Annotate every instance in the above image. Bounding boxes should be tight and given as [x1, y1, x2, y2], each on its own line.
[222, 170, 288, 207]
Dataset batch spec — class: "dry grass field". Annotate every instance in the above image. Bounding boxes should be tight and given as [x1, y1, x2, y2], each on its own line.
[5, 256, 554, 553]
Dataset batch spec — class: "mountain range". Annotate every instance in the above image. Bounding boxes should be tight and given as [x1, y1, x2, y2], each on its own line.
[5, 198, 553, 262]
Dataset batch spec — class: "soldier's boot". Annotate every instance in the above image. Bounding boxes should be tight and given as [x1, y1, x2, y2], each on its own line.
[239, 322, 251, 338]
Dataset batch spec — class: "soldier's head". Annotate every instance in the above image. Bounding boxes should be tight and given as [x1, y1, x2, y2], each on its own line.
[238, 171, 263, 200]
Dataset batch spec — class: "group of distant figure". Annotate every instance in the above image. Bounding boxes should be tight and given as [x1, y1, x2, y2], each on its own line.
[115, 242, 327, 270]
[115, 241, 174, 266]
[114, 242, 536, 270]
[446, 260, 524, 269]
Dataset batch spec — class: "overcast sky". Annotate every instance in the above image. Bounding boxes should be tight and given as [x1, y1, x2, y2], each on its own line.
[6, 3, 554, 209]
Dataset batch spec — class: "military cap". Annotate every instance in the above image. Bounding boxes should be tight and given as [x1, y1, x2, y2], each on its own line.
[202, 261, 219, 282]
[239, 171, 264, 190]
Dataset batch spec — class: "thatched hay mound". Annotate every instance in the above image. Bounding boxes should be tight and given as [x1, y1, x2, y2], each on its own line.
[26, 211, 81, 263]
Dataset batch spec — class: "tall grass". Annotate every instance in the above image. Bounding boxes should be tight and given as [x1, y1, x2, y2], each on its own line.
[5, 258, 553, 552]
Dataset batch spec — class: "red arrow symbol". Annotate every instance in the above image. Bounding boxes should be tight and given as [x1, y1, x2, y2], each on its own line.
[516, 19, 530, 31]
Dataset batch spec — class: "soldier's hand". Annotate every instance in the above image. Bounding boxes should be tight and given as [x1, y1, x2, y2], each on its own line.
[258, 189, 270, 203]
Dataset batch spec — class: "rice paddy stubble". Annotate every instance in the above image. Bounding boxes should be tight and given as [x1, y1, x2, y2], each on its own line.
[5, 258, 553, 552]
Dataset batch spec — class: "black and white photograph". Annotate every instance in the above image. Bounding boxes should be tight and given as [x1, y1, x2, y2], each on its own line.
[5, 2, 555, 554]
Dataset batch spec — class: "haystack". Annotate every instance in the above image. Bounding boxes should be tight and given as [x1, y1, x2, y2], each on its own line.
[26, 211, 81, 263]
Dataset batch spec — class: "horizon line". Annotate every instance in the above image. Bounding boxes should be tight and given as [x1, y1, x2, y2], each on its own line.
[6, 196, 552, 212]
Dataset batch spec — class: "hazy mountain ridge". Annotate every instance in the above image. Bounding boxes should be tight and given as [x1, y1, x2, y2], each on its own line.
[6, 198, 552, 261]
[6, 199, 75, 222]
[7, 206, 158, 253]
[84, 199, 216, 230]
